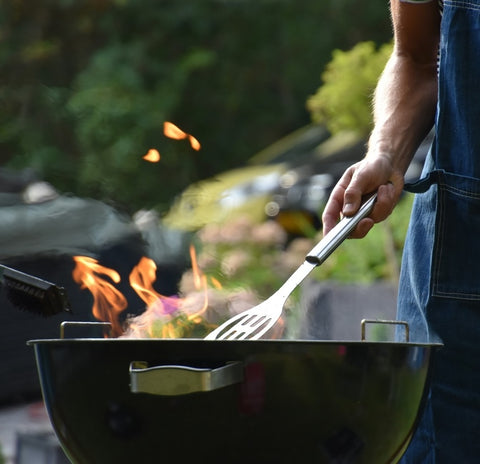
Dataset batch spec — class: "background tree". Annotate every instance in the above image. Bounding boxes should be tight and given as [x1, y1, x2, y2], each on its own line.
[0, 0, 391, 212]
[307, 41, 393, 136]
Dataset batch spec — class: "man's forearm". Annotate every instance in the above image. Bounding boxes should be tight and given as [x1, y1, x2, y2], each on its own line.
[367, 51, 438, 175]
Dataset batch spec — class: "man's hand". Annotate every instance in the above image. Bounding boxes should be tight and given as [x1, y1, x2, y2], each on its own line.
[321, 155, 405, 238]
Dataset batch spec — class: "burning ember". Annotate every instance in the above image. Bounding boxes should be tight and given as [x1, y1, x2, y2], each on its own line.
[143, 148, 161, 163]
[163, 121, 201, 151]
[141, 121, 200, 166]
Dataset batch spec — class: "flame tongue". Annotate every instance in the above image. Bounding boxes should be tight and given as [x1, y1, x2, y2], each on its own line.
[143, 148, 161, 163]
[129, 256, 179, 315]
[125, 251, 211, 338]
[163, 121, 188, 140]
[72, 256, 127, 337]
[163, 122, 201, 151]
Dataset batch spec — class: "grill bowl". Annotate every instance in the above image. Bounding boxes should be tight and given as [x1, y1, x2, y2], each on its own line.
[29, 336, 440, 464]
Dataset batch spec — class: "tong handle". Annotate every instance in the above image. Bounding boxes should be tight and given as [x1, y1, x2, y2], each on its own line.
[305, 193, 377, 265]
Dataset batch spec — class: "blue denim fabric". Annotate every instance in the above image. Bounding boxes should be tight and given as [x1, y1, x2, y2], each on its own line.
[397, 1, 480, 462]
[399, 165, 480, 463]
[436, 1, 480, 179]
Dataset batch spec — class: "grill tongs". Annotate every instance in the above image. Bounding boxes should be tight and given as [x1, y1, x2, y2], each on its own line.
[205, 193, 377, 341]
[1, 264, 71, 316]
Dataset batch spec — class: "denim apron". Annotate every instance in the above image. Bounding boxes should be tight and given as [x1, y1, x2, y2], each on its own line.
[398, 1, 480, 462]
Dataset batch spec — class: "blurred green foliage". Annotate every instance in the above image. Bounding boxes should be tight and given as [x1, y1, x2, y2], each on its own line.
[312, 194, 413, 283]
[307, 41, 393, 136]
[0, 0, 391, 212]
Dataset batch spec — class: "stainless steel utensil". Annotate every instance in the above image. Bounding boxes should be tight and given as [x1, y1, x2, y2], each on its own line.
[205, 193, 377, 340]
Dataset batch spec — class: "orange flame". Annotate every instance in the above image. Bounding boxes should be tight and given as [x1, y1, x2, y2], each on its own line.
[210, 276, 222, 290]
[125, 256, 183, 338]
[189, 243, 202, 289]
[73, 247, 221, 338]
[129, 256, 180, 313]
[188, 135, 201, 151]
[184, 244, 214, 320]
[163, 121, 188, 140]
[164, 121, 201, 150]
[143, 148, 161, 163]
[72, 256, 127, 337]
[126, 249, 210, 335]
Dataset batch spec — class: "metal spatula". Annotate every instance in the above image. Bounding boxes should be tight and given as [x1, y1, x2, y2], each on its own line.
[205, 193, 377, 340]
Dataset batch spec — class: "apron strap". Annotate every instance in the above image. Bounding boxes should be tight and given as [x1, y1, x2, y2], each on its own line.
[404, 170, 443, 194]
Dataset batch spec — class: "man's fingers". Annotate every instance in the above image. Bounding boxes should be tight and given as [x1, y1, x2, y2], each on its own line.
[348, 217, 375, 239]
[321, 169, 356, 235]
[342, 186, 367, 216]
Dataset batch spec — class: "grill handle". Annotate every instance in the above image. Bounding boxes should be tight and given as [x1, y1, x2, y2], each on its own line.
[361, 319, 410, 342]
[129, 361, 243, 396]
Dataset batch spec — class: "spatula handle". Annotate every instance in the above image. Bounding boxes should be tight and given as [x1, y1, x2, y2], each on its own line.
[305, 193, 377, 265]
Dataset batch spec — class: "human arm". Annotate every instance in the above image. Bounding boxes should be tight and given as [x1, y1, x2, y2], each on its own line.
[322, 0, 441, 237]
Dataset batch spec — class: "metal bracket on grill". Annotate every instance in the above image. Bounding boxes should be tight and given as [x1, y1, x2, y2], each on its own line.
[360, 319, 410, 343]
[60, 321, 112, 339]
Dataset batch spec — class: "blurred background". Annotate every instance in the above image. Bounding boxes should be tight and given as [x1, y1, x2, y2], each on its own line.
[0, 0, 392, 212]
[0, 1, 422, 461]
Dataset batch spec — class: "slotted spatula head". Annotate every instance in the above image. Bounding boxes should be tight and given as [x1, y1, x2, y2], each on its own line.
[204, 294, 285, 340]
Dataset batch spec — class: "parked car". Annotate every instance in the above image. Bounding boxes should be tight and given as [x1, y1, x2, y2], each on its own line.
[264, 131, 368, 236]
[265, 129, 433, 236]
[164, 124, 432, 236]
